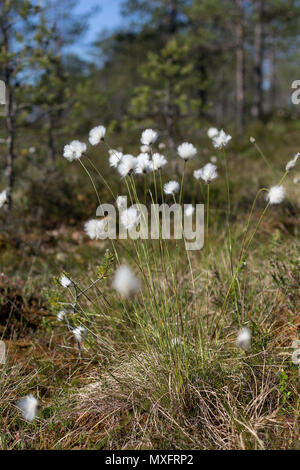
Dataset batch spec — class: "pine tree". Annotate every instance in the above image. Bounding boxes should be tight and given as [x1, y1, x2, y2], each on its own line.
[129, 38, 197, 156]
[0, 0, 39, 213]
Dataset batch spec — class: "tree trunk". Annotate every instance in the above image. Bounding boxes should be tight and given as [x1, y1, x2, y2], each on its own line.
[1, 18, 15, 215]
[252, 0, 265, 119]
[168, 0, 178, 35]
[236, 0, 245, 135]
[5, 85, 15, 214]
[48, 112, 56, 167]
[268, 42, 276, 113]
[164, 81, 176, 160]
[197, 55, 207, 119]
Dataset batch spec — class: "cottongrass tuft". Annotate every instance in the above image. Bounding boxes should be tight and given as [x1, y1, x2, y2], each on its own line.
[207, 127, 219, 139]
[121, 206, 140, 230]
[0, 189, 7, 208]
[117, 154, 136, 178]
[194, 163, 218, 183]
[177, 142, 197, 161]
[141, 129, 158, 146]
[135, 153, 151, 174]
[164, 181, 180, 195]
[267, 185, 285, 205]
[198, 163, 218, 183]
[72, 326, 86, 344]
[60, 274, 72, 288]
[88, 125, 106, 145]
[149, 153, 167, 171]
[286, 152, 299, 172]
[140, 144, 150, 153]
[17, 394, 39, 422]
[193, 169, 202, 180]
[236, 327, 251, 351]
[212, 129, 232, 149]
[63, 140, 86, 161]
[109, 149, 123, 168]
[249, 136, 256, 143]
[112, 264, 140, 298]
[57, 310, 67, 322]
[84, 219, 106, 240]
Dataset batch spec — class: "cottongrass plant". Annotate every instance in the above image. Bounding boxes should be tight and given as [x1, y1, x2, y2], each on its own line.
[60, 124, 294, 351]
[56, 123, 298, 444]
[0, 189, 7, 208]
[17, 394, 39, 422]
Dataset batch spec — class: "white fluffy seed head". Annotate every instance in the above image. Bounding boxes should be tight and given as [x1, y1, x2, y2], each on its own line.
[210, 155, 217, 163]
[121, 206, 140, 230]
[212, 129, 232, 149]
[117, 154, 136, 178]
[198, 163, 218, 183]
[286, 153, 299, 172]
[177, 142, 197, 161]
[193, 169, 202, 180]
[292, 349, 300, 365]
[84, 219, 106, 240]
[0, 189, 7, 208]
[149, 153, 167, 171]
[17, 394, 39, 422]
[158, 142, 166, 150]
[293, 177, 300, 184]
[57, 310, 67, 322]
[207, 127, 219, 139]
[112, 265, 140, 297]
[236, 327, 251, 351]
[109, 149, 123, 168]
[135, 153, 151, 174]
[88, 125, 106, 145]
[164, 180, 180, 195]
[267, 185, 285, 205]
[141, 129, 158, 146]
[249, 136, 256, 143]
[60, 274, 72, 288]
[116, 195, 127, 211]
[185, 204, 195, 217]
[63, 140, 86, 161]
[140, 144, 150, 153]
[72, 326, 86, 343]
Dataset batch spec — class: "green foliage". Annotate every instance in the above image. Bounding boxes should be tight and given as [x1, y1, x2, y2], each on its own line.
[96, 249, 115, 280]
[129, 37, 204, 145]
[278, 369, 292, 405]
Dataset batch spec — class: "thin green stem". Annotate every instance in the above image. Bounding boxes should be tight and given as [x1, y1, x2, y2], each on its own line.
[78, 158, 101, 206]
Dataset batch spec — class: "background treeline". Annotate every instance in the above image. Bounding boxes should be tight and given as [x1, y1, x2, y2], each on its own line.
[0, 0, 300, 216]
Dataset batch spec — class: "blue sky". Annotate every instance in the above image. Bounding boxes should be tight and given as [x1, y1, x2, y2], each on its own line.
[75, 0, 124, 47]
